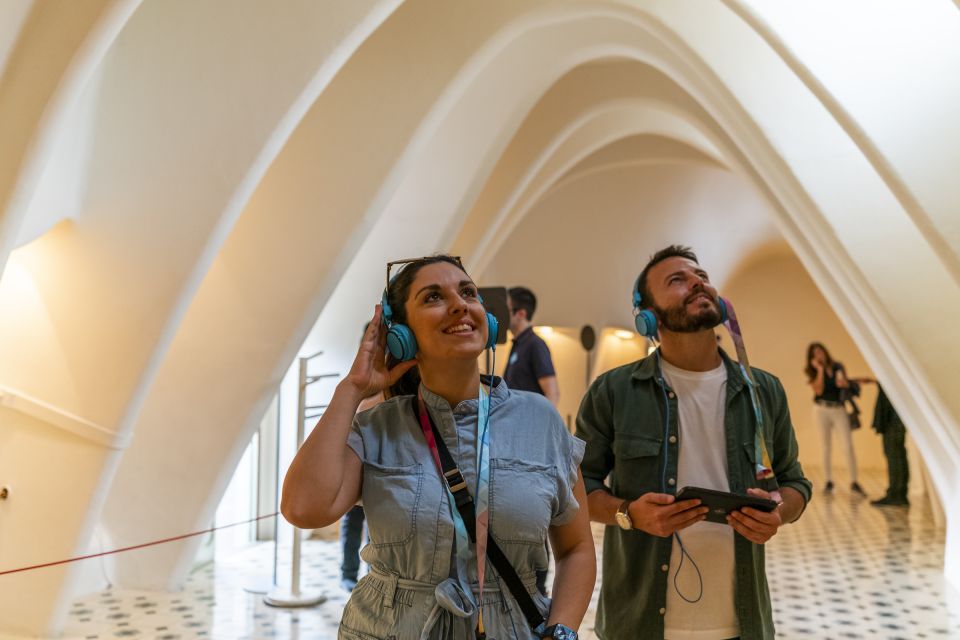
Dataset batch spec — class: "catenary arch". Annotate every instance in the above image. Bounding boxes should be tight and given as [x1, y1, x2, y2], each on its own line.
[96, 0, 673, 594]
[544, 134, 727, 196]
[247, 0, 959, 590]
[1, 4, 947, 636]
[451, 55, 960, 565]
[458, 100, 730, 276]
[0, 0, 142, 271]
[454, 13, 960, 586]
[0, 0, 403, 635]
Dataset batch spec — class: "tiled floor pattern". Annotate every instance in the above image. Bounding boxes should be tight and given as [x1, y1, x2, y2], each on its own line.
[58, 470, 960, 639]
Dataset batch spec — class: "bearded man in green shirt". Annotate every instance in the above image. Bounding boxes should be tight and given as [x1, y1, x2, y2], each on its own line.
[577, 245, 812, 640]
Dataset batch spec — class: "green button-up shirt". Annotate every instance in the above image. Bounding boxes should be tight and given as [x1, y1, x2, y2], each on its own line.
[576, 349, 812, 640]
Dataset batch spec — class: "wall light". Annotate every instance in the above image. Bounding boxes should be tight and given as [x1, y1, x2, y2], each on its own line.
[614, 329, 634, 340]
[535, 326, 554, 337]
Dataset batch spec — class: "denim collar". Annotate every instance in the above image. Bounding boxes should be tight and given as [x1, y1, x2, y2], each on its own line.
[418, 374, 508, 414]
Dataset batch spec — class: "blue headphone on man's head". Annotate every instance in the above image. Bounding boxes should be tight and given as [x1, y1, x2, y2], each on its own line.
[381, 285, 499, 362]
[631, 274, 727, 340]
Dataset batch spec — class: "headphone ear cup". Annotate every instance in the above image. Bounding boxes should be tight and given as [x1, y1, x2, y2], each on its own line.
[485, 312, 499, 349]
[718, 297, 729, 324]
[386, 324, 418, 361]
[634, 309, 659, 339]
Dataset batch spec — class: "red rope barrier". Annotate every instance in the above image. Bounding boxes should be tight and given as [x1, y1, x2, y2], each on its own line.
[0, 512, 279, 577]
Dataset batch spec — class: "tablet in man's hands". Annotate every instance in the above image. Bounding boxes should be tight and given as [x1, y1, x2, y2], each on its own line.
[675, 486, 778, 525]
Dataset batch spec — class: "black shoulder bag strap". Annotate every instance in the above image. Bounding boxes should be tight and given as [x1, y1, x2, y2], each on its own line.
[415, 402, 545, 631]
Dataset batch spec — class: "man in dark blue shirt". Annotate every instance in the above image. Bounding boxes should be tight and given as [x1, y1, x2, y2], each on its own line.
[503, 287, 559, 407]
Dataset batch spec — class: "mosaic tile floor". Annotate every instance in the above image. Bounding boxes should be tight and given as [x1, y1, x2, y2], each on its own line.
[58, 470, 960, 639]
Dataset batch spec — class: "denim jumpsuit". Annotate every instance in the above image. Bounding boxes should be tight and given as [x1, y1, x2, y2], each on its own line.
[342, 378, 585, 640]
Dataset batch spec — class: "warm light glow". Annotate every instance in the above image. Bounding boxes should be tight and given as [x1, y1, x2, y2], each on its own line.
[614, 329, 634, 340]
[535, 326, 554, 337]
[647, 343, 657, 356]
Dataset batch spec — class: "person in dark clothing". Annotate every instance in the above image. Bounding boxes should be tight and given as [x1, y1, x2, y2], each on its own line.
[870, 384, 910, 507]
[503, 287, 559, 407]
[339, 504, 366, 591]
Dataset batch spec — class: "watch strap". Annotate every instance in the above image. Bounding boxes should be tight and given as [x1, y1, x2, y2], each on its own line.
[616, 498, 634, 529]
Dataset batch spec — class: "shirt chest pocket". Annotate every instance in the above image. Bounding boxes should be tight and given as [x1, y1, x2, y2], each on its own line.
[740, 440, 775, 491]
[613, 434, 663, 496]
[362, 460, 423, 547]
[490, 458, 555, 545]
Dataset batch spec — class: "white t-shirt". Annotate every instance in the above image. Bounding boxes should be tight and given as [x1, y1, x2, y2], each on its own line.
[660, 358, 740, 640]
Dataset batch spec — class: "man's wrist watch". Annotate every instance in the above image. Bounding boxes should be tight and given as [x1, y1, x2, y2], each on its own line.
[538, 623, 578, 639]
[614, 499, 634, 530]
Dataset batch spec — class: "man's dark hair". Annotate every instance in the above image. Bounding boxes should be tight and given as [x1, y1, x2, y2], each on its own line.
[508, 286, 537, 322]
[635, 244, 700, 308]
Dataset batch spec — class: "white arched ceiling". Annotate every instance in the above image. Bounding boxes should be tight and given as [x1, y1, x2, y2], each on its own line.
[98, 0, 672, 594]
[449, 60, 727, 272]
[554, 134, 726, 184]
[0, 0, 141, 268]
[0, 0, 400, 634]
[2, 1, 959, 636]
[638, 5, 960, 584]
[464, 101, 726, 276]
[131, 4, 951, 596]
[479, 159, 779, 330]
[482, 0, 960, 578]
[726, 0, 960, 284]
[0, 2, 34, 79]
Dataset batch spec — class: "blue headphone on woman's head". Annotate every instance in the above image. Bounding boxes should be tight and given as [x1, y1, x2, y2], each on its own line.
[381, 287, 499, 362]
[631, 274, 728, 339]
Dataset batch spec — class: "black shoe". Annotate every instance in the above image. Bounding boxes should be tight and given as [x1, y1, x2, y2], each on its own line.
[824, 481, 834, 495]
[851, 482, 867, 496]
[871, 496, 909, 507]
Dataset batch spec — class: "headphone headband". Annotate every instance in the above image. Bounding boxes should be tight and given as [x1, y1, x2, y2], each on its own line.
[631, 273, 643, 308]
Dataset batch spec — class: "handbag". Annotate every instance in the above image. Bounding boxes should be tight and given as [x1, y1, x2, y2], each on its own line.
[415, 402, 546, 634]
[841, 389, 862, 430]
[847, 405, 862, 430]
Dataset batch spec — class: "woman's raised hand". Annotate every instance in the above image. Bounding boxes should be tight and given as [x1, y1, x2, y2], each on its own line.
[343, 305, 418, 399]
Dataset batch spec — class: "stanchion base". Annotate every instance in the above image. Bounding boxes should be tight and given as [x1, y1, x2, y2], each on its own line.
[242, 576, 275, 594]
[263, 588, 327, 608]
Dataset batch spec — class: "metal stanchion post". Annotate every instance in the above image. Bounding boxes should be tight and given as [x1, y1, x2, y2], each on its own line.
[265, 356, 326, 608]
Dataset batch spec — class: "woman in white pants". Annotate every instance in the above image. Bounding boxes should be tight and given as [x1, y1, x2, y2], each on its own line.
[805, 342, 864, 495]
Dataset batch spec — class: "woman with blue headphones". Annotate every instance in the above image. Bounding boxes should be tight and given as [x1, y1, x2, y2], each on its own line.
[281, 255, 594, 640]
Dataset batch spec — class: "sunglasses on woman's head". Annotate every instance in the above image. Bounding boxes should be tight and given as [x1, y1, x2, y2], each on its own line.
[385, 256, 464, 292]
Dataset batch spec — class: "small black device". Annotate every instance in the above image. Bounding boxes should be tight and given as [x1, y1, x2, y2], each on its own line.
[478, 286, 510, 345]
[676, 486, 778, 525]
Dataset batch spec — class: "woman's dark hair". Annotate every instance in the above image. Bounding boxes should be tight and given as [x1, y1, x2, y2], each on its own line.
[383, 254, 467, 395]
[804, 342, 834, 382]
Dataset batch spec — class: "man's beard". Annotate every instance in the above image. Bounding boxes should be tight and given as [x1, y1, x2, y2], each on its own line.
[653, 295, 723, 333]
